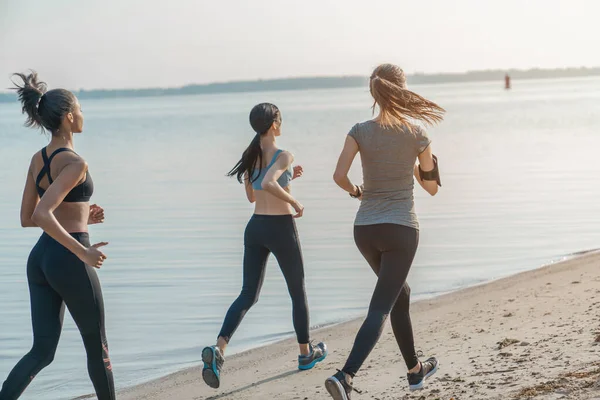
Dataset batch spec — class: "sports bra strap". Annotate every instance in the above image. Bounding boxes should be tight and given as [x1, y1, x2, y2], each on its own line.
[266, 149, 283, 170]
[36, 147, 78, 185]
[41, 147, 50, 165]
[36, 148, 50, 186]
[47, 147, 76, 164]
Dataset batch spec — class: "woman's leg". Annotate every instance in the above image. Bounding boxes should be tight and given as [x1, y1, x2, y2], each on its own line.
[390, 283, 419, 370]
[217, 243, 270, 349]
[351, 226, 418, 370]
[202, 218, 271, 388]
[269, 220, 309, 348]
[341, 224, 418, 377]
[44, 234, 115, 400]
[0, 283, 64, 399]
[269, 216, 327, 369]
[0, 238, 64, 400]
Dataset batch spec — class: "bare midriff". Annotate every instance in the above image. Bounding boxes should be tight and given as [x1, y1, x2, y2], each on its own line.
[253, 187, 294, 215]
[52, 202, 90, 233]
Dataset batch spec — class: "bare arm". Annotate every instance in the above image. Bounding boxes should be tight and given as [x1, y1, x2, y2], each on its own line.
[333, 135, 361, 195]
[20, 162, 39, 227]
[31, 159, 107, 266]
[261, 152, 298, 204]
[243, 172, 256, 203]
[261, 151, 303, 217]
[414, 145, 438, 196]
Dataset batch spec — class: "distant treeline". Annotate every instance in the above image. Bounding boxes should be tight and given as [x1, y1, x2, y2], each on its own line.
[1, 67, 599, 103]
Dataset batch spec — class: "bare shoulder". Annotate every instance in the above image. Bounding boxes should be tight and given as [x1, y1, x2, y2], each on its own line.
[279, 150, 294, 164]
[28, 150, 46, 176]
[55, 152, 88, 174]
[29, 152, 39, 171]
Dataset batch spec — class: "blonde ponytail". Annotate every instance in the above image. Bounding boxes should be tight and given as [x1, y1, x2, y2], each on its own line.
[370, 64, 445, 128]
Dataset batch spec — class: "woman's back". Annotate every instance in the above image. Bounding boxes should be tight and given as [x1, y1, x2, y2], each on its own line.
[349, 121, 430, 229]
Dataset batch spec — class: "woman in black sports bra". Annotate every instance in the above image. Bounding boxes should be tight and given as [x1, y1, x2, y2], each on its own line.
[0, 72, 115, 400]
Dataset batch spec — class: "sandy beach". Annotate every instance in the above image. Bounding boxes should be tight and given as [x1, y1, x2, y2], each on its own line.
[86, 251, 600, 400]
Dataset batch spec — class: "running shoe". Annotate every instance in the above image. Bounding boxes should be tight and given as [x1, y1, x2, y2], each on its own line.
[325, 369, 361, 400]
[298, 341, 327, 370]
[407, 356, 438, 391]
[202, 345, 224, 389]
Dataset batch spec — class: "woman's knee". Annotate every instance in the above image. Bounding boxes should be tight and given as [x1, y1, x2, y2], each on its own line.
[365, 309, 390, 327]
[396, 284, 411, 308]
[238, 288, 260, 308]
[30, 338, 59, 368]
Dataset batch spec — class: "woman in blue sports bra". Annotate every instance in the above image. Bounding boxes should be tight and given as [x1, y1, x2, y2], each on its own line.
[0, 72, 115, 400]
[201, 103, 327, 389]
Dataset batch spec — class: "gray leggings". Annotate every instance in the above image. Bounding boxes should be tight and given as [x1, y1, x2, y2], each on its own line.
[342, 223, 419, 376]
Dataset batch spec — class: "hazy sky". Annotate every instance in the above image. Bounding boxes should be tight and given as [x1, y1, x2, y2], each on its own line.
[1, 0, 598, 90]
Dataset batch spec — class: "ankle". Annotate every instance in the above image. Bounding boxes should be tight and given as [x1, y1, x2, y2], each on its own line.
[408, 361, 421, 374]
[216, 338, 227, 356]
[299, 343, 311, 356]
[341, 369, 354, 381]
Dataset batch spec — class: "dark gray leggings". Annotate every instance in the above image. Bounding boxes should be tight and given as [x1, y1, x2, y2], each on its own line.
[0, 233, 115, 400]
[342, 223, 419, 376]
[218, 214, 310, 344]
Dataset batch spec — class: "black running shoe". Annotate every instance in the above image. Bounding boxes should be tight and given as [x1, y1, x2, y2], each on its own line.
[298, 341, 328, 370]
[202, 346, 224, 389]
[325, 369, 360, 400]
[407, 356, 438, 391]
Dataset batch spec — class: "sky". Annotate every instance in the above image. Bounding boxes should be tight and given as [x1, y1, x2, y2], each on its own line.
[1, 0, 599, 90]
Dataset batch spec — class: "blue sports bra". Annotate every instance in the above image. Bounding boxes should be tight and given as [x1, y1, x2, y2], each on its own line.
[251, 149, 293, 190]
[35, 147, 94, 203]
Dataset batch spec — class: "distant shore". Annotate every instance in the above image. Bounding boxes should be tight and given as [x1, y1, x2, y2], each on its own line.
[77, 250, 600, 400]
[2, 66, 600, 103]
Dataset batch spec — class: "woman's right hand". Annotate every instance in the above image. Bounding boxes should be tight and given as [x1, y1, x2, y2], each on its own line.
[79, 242, 108, 268]
[292, 201, 304, 218]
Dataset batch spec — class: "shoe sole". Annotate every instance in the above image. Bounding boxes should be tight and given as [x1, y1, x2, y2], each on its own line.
[202, 347, 220, 389]
[298, 350, 328, 370]
[325, 376, 349, 400]
[409, 362, 439, 391]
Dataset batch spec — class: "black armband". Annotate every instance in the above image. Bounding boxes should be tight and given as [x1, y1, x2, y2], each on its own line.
[418, 155, 441, 187]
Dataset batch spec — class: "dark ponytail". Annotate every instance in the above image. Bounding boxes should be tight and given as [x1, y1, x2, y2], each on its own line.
[227, 103, 281, 183]
[11, 71, 77, 134]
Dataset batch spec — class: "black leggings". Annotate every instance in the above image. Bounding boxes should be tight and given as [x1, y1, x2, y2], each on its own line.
[342, 223, 420, 376]
[0, 233, 115, 400]
[218, 214, 310, 344]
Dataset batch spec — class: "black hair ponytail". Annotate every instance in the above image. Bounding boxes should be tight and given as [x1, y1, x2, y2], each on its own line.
[11, 70, 77, 134]
[11, 71, 46, 130]
[227, 103, 280, 183]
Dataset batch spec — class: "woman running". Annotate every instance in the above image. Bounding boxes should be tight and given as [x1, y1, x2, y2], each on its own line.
[0, 72, 114, 400]
[201, 103, 326, 389]
[325, 64, 444, 399]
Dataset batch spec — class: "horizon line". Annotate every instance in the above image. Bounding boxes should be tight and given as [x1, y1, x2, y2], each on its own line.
[1, 65, 599, 95]
[55, 65, 600, 92]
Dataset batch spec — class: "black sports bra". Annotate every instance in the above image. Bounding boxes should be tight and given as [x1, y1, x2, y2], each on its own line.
[35, 147, 94, 203]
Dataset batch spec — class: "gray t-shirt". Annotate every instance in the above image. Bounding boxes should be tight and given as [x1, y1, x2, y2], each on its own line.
[348, 120, 431, 229]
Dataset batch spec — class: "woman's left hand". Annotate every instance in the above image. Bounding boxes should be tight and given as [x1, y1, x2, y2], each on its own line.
[351, 185, 363, 201]
[88, 204, 105, 225]
[293, 165, 303, 180]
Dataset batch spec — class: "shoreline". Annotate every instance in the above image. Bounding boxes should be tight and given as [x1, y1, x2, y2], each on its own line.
[78, 249, 600, 399]
[2, 70, 600, 103]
